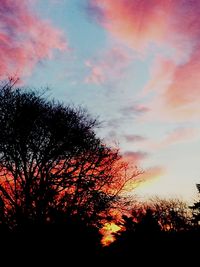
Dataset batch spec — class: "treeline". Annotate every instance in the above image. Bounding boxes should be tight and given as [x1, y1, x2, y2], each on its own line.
[0, 79, 199, 264]
[103, 193, 200, 262]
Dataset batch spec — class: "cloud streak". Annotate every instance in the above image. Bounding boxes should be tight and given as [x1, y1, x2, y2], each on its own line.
[120, 104, 150, 119]
[140, 166, 165, 182]
[123, 151, 148, 165]
[85, 46, 132, 85]
[0, 0, 67, 78]
[123, 134, 146, 143]
[138, 127, 200, 152]
[161, 127, 200, 147]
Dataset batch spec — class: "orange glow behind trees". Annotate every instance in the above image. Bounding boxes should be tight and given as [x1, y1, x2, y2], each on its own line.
[100, 222, 121, 246]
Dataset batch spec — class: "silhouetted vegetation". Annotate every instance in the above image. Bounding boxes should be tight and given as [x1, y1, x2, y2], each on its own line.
[0, 79, 199, 263]
[0, 79, 141, 261]
[190, 184, 200, 227]
[101, 196, 199, 264]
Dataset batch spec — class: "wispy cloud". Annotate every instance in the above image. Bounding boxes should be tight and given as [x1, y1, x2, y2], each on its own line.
[123, 151, 148, 165]
[141, 55, 200, 122]
[139, 166, 165, 182]
[138, 127, 200, 152]
[123, 134, 146, 143]
[0, 0, 67, 78]
[120, 104, 150, 117]
[161, 127, 200, 147]
[84, 46, 132, 85]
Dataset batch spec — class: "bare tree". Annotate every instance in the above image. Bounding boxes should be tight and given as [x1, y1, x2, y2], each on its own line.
[0, 80, 140, 229]
[115, 196, 191, 239]
[149, 197, 191, 231]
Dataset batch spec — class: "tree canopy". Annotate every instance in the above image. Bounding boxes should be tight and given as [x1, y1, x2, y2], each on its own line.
[0, 80, 140, 230]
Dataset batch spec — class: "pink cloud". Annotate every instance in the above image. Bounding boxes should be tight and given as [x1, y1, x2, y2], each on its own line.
[85, 46, 132, 85]
[123, 151, 148, 165]
[164, 51, 200, 108]
[89, 0, 199, 55]
[89, 0, 174, 52]
[138, 127, 200, 152]
[161, 127, 200, 147]
[123, 134, 146, 143]
[85, 61, 104, 84]
[142, 57, 176, 96]
[141, 52, 200, 122]
[0, 0, 67, 78]
[89, 0, 200, 121]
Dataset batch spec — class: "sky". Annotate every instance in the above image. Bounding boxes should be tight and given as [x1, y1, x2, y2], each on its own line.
[1, 0, 200, 202]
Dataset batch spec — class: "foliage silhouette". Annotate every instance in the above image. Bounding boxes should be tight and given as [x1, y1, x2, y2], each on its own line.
[147, 197, 191, 231]
[190, 184, 200, 227]
[0, 79, 140, 236]
[102, 197, 198, 264]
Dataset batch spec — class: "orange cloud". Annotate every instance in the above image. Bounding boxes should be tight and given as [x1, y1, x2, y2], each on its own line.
[140, 166, 165, 182]
[0, 0, 67, 78]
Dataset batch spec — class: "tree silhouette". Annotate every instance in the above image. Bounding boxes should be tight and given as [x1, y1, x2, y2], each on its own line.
[190, 184, 200, 227]
[106, 198, 193, 263]
[0, 80, 140, 231]
[149, 197, 191, 231]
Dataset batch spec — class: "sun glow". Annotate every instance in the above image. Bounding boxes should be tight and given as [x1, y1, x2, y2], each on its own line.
[100, 222, 121, 246]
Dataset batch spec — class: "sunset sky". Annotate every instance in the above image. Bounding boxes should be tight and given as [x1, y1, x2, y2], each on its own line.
[1, 0, 200, 202]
